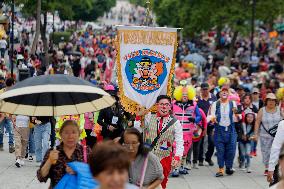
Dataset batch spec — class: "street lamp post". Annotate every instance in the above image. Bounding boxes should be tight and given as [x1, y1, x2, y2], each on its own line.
[10, 0, 14, 76]
[250, 0, 256, 60]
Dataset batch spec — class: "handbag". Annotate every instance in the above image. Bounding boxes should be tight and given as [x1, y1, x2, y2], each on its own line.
[261, 123, 279, 138]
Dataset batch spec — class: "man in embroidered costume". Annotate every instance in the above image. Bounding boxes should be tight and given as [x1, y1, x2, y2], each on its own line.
[209, 85, 238, 177]
[171, 84, 202, 176]
[141, 95, 184, 189]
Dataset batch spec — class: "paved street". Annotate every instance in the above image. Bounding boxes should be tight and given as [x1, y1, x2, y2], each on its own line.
[0, 136, 268, 189]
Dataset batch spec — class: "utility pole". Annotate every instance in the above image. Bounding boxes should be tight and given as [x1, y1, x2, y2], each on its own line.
[10, 0, 14, 76]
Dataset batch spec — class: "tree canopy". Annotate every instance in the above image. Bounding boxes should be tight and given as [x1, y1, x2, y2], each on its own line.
[11, 0, 116, 22]
[132, 0, 284, 37]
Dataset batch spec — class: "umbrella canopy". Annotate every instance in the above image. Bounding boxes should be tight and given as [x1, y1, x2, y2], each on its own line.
[66, 51, 82, 57]
[184, 53, 207, 66]
[0, 75, 115, 116]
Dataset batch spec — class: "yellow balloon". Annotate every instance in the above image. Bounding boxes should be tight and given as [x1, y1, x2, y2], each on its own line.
[276, 88, 284, 100]
[218, 77, 229, 87]
[187, 63, 195, 69]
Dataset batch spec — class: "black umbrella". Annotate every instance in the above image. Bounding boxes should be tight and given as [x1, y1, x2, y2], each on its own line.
[0, 75, 115, 116]
[66, 51, 82, 56]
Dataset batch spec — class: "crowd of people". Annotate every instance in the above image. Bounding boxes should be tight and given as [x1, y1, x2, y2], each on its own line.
[1, 6, 284, 189]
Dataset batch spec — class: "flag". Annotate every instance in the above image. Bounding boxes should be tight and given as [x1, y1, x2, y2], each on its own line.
[116, 26, 178, 114]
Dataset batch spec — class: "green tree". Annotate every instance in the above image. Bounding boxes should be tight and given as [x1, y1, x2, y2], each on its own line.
[70, 0, 116, 22]
[149, 0, 284, 64]
[7, 0, 116, 65]
[129, 0, 146, 6]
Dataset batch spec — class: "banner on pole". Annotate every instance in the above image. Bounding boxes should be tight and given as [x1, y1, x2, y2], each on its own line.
[116, 26, 178, 114]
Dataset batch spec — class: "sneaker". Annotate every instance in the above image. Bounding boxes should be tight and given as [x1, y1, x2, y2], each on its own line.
[264, 170, 268, 176]
[15, 159, 21, 168]
[193, 163, 199, 169]
[171, 169, 180, 177]
[239, 164, 245, 171]
[226, 168, 235, 175]
[36, 161, 42, 167]
[19, 159, 25, 166]
[205, 159, 214, 166]
[179, 166, 189, 175]
[28, 156, 33, 161]
[0, 144, 3, 151]
[215, 168, 224, 177]
[253, 151, 257, 157]
[9, 145, 15, 153]
[247, 168, 252, 173]
[184, 163, 192, 170]
[198, 161, 204, 166]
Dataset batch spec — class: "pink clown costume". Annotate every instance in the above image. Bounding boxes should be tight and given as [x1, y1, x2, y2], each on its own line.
[173, 102, 202, 156]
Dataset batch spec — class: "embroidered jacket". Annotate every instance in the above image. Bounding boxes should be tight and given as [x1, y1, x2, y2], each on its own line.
[143, 113, 184, 160]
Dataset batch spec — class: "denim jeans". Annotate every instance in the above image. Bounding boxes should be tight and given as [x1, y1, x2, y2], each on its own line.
[0, 48, 5, 58]
[28, 128, 35, 155]
[239, 141, 251, 167]
[34, 122, 51, 162]
[0, 118, 14, 145]
[187, 140, 201, 164]
[251, 140, 257, 152]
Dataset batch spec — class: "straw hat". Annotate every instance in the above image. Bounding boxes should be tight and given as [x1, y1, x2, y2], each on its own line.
[266, 93, 277, 100]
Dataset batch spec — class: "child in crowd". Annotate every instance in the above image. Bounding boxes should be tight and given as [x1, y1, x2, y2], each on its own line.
[239, 112, 256, 173]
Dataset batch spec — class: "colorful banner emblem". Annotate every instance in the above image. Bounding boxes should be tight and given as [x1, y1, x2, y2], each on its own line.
[116, 26, 178, 114]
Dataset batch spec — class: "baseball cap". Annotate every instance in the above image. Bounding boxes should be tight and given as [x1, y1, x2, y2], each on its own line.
[221, 85, 230, 91]
[252, 88, 260, 94]
[201, 83, 209, 89]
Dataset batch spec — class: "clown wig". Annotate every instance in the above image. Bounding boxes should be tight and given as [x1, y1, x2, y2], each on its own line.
[173, 85, 196, 101]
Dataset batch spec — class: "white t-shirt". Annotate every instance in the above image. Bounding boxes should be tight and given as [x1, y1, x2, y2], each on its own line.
[210, 100, 237, 127]
[269, 120, 284, 172]
[269, 183, 278, 189]
[0, 39, 7, 49]
[16, 115, 30, 128]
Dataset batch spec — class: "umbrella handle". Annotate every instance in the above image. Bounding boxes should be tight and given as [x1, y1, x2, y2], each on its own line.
[51, 159, 57, 165]
[50, 146, 57, 165]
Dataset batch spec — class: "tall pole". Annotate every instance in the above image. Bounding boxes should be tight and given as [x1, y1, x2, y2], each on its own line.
[144, 0, 152, 26]
[10, 0, 14, 76]
[250, 0, 256, 60]
[52, 11, 55, 50]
